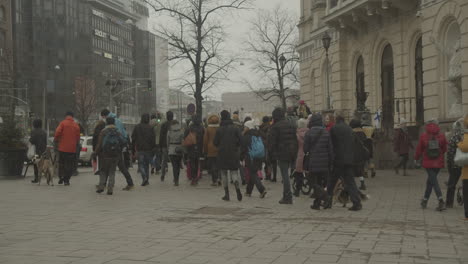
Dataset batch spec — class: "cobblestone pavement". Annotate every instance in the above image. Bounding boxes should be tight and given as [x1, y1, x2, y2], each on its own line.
[0, 166, 467, 264]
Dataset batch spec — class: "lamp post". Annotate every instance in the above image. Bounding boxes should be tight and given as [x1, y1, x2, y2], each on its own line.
[322, 31, 332, 110]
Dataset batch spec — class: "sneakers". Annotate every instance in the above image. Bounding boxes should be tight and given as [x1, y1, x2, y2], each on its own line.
[278, 198, 293, 205]
[122, 185, 134, 191]
[436, 199, 446, 211]
[421, 199, 428, 209]
[260, 191, 267, 199]
[348, 204, 362, 211]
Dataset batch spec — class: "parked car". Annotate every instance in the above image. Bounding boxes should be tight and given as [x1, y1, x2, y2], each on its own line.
[79, 136, 93, 166]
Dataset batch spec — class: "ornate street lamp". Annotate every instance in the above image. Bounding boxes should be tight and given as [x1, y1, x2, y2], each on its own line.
[279, 54, 286, 69]
[322, 32, 332, 109]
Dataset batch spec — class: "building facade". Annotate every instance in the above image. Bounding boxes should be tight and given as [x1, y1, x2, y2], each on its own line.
[0, 0, 17, 114]
[298, 0, 468, 132]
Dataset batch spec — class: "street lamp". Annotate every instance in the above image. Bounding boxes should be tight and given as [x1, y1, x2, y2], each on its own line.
[322, 31, 332, 110]
[105, 79, 122, 114]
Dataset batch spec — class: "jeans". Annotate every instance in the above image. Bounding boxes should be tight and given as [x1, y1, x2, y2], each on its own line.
[169, 155, 182, 184]
[117, 154, 134, 186]
[446, 167, 462, 206]
[99, 157, 119, 188]
[221, 170, 241, 189]
[206, 157, 219, 183]
[328, 165, 361, 206]
[246, 159, 265, 195]
[278, 160, 292, 200]
[424, 168, 443, 200]
[463, 180, 468, 218]
[138, 151, 153, 183]
[59, 151, 76, 184]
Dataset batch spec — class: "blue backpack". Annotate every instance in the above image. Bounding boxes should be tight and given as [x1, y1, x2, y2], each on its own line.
[102, 128, 123, 156]
[249, 136, 265, 160]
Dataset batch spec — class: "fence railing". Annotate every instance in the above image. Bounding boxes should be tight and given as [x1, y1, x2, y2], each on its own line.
[394, 97, 417, 125]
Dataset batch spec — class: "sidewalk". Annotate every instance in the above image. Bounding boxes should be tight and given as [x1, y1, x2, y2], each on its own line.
[0, 167, 467, 264]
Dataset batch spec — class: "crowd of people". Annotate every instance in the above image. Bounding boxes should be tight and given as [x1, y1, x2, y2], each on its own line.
[27, 107, 468, 219]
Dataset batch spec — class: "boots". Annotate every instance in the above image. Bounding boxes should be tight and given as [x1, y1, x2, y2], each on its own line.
[310, 199, 321, 210]
[359, 181, 367, 191]
[436, 199, 446, 211]
[96, 185, 105, 193]
[222, 187, 230, 201]
[236, 188, 243, 201]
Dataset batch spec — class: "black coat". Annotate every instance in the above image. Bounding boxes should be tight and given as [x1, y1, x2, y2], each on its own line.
[330, 121, 354, 166]
[159, 121, 171, 148]
[268, 119, 298, 161]
[30, 128, 47, 155]
[303, 127, 334, 173]
[184, 123, 204, 159]
[131, 123, 156, 152]
[352, 129, 370, 164]
[214, 119, 241, 170]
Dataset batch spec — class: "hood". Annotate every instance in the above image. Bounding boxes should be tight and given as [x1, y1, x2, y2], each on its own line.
[425, 123, 440, 135]
[272, 108, 285, 122]
[108, 112, 117, 119]
[308, 114, 323, 128]
[208, 115, 220, 125]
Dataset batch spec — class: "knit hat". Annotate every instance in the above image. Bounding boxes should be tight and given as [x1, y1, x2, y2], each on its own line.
[299, 100, 305, 105]
[220, 110, 230, 121]
[244, 120, 255, 130]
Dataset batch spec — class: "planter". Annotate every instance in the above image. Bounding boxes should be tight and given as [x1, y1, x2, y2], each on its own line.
[0, 149, 27, 177]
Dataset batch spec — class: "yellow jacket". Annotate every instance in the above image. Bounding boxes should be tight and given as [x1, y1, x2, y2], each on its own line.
[457, 132, 468, 180]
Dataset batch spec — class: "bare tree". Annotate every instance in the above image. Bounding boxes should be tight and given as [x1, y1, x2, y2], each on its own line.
[144, 0, 251, 117]
[74, 76, 97, 135]
[246, 5, 299, 110]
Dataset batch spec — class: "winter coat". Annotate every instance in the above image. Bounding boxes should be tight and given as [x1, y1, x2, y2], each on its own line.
[447, 128, 464, 170]
[184, 123, 204, 159]
[393, 128, 413, 155]
[30, 128, 47, 155]
[258, 122, 270, 144]
[214, 119, 242, 170]
[54, 116, 81, 153]
[92, 120, 106, 151]
[268, 118, 298, 162]
[241, 129, 263, 171]
[95, 125, 124, 159]
[131, 123, 156, 153]
[159, 121, 171, 148]
[457, 132, 468, 180]
[295, 127, 309, 173]
[203, 115, 219, 158]
[352, 128, 370, 164]
[330, 121, 354, 166]
[167, 121, 184, 156]
[108, 113, 128, 142]
[414, 123, 448, 169]
[304, 126, 334, 173]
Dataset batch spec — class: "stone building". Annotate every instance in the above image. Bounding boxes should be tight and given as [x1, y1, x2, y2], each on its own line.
[298, 0, 468, 131]
[0, 0, 14, 114]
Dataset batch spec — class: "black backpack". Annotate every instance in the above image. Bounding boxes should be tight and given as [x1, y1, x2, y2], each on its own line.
[426, 136, 440, 159]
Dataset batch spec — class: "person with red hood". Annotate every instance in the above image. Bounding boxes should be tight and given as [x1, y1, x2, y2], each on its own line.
[296, 100, 311, 119]
[414, 118, 448, 211]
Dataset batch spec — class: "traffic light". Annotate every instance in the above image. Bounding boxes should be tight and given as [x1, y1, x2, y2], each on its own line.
[147, 80, 152, 91]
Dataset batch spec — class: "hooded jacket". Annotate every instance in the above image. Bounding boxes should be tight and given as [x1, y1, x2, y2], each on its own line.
[214, 118, 242, 170]
[268, 108, 298, 161]
[203, 115, 220, 157]
[131, 115, 156, 153]
[54, 116, 81, 153]
[393, 127, 413, 155]
[415, 123, 448, 169]
[304, 114, 334, 172]
[108, 112, 127, 142]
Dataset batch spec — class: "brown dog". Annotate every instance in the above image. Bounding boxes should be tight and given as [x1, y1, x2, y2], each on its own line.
[34, 149, 57, 186]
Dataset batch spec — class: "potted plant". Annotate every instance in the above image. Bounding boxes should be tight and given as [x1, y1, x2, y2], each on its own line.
[0, 115, 27, 176]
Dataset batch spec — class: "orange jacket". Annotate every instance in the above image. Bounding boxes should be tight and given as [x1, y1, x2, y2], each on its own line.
[54, 116, 81, 153]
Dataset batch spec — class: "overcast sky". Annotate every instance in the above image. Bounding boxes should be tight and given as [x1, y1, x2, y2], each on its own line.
[149, 0, 300, 100]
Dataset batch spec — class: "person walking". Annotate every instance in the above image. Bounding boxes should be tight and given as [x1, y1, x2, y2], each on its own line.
[159, 111, 174, 181]
[95, 117, 125, 195]
[150, 113, 163, 174]
[456, 115, 468, 220]
[167, 119, 184, 186]
[350, 119, 370, 191]
[183, 115, 205, 185]
[98, 109, 135, 191]
[203, 114, 220, 186]
[54, 111, 80, 186]
[214, 110, 243, 201]
[415, 118, 448, 211]
[268, 108, 298, 205]
[241, 120, 267, 198]
[327, 112, 362, 211]
[446, 118, 464, 208]
[259, 116, 274, 181]
[293, 118, 309, 197]
[304, 113, 333, 210]
[393, 119, 413, 176]
[132, 114, 156, 186]
[30, 119, 47, 183]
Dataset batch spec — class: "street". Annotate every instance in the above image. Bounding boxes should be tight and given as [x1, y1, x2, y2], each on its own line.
[0, 167, 467, 264]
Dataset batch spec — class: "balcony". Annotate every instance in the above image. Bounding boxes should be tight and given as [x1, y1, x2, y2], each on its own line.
[324, 0, 418, 31]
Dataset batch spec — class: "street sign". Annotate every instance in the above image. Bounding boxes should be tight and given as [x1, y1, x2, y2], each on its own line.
[187, 103, 196, 115]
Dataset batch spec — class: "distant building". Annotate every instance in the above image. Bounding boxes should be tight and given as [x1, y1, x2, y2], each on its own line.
[168, 89, 195, 121]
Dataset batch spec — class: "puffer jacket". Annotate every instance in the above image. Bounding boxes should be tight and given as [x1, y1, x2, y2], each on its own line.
[304, 115, 334, 172]
[295, 127, 309, 173]
[203, 115, 219, 157]
[415, 123, 448, 169]
[214, 119, 242, 170]
[54, 116, 80, 153]
[268, 109, 298, 162]
[330, 120, 354, 166]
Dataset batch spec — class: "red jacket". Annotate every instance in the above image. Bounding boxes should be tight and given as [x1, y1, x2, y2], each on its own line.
[414, 123, 447, 169]
[54, 116, 81, 153]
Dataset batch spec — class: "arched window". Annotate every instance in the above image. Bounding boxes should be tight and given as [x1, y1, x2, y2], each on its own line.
[381, 44, 394, 131]
[355, 56, 366, 111]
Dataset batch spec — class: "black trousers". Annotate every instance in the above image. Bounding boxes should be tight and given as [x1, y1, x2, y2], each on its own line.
[170, 155, 182, 184]
[117, 154, 134, 186]
[206, 157, 219, 183]
[59, 152, 76, 184]
[463, 180, 468, 218]
[447, 167, 462, 206]
[327, 165, 361, 206]
[246, 159, 265, 195]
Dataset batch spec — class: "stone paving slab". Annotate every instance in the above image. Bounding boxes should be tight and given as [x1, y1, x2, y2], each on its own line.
[0, 167, 467, 264]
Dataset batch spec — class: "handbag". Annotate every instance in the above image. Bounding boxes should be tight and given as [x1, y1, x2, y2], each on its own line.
[182, 132, 197, 147]
[454, 148, 468, 166]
